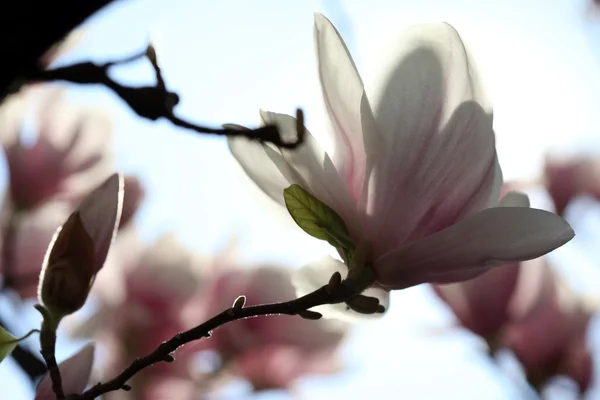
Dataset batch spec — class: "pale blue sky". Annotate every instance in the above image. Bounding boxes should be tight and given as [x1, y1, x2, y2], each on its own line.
[2, 0, 600, 398]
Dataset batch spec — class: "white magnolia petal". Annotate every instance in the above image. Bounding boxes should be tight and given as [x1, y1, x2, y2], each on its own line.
[485, 159, 504, 207]
[314, 13, 367, 201]
[375, 207, 574, 290]
[228, 130, 300, 206]
[36, 344, 95, 399]
[78, 173, 124, 273]
[366, 23, 498, 256]
[499, 191, 530, 207]
[259, 111, 360, 235]
[292, 257, 389, 322]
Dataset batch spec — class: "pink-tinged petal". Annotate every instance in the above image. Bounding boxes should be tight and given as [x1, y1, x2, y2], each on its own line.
[507, 258, 555, 320]
[119, 175, 144, 227]
[3, 91, 115, 208]
[501, 275, 594, 391]
[77, 173, 124, 273]
[314, 13, 368, 201]
[375, 207, 574, 289]
[259, 111, 359, 235]
[35, 344, 95, 399]
[0, 91, 31, 145]
[543, 155, 600, 215]
[9, 201, 72, 298]
[292, 256, 389, 321]
[559, 333, 594, 393]
[228, 131, 300, 206]
[366, 23, 498, 256]
[236, 345, 340, 391]
[125, 234, 202, 313]
[498, 191, 530, 207]
[138, 377, 198, 400]
[433, 262, 520, 336]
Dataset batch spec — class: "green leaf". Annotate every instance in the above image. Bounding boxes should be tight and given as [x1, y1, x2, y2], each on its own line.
[0, 326, 19, 363]
[283, 184, 353, 249]
[0, 326, 40, 364]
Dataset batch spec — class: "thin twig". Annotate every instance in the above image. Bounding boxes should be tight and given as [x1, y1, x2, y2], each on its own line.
[22, 48, 306, 149]
[75, 277, 356, 400]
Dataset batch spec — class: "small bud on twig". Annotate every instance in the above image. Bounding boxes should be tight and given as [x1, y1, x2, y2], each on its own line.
[346, 294, 383, 315]
[327, 271, 342, 293]
[298, 310, 323, 320]
[232, 295, 246, 309]
[163, 354, 174, 363]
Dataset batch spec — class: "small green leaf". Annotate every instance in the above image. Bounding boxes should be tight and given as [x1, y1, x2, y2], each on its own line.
[0, 327, 41, 364]
[0, 326, 19, 363]
[283, 184, 353, 249]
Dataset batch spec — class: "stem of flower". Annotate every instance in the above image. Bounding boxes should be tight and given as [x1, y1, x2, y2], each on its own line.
[40, 326, 64, 399]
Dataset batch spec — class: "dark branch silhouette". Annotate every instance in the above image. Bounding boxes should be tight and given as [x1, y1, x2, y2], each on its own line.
[23, 46, 306, 149]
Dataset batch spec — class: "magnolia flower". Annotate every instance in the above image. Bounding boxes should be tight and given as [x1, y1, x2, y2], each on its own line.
[38, 173, 123, 317]
[544, 154, 600, 215]
[196, 266, 347, 391]
[433, 258, 553, 342]
[35, 344, 95, 399]
[0, 89, 114, 210]
[501, 270, 596, 394]
[228, 14, 574, 319]
[433, 263, 520, 338]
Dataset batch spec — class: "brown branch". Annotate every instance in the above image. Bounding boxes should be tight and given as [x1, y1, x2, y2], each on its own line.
[22, 47, 306, 149]
[74, 273, 365, 400]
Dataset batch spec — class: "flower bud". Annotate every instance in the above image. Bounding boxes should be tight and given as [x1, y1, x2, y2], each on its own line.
[39, 212, 94, 314]
[38, 173, 123, 318]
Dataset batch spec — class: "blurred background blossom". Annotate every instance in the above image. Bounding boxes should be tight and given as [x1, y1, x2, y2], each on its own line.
[1, 0, 600, 399]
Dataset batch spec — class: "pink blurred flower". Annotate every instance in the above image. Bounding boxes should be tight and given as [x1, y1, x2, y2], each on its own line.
[4, 201, 71, 298]
[135, 377, 199, 400]
[0, 89, 114, 210]
[197, 266, 347, 391]
[229, 14, 574, 319]
[72, 234, 205, 396]
[433, 262, 521, 338]
[501, 271, 595, 393]
[35, 344, 95, 399]
[119, 175, 144, 228]
[433, 257, 553, 340]
[544, 155, 600, 215]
